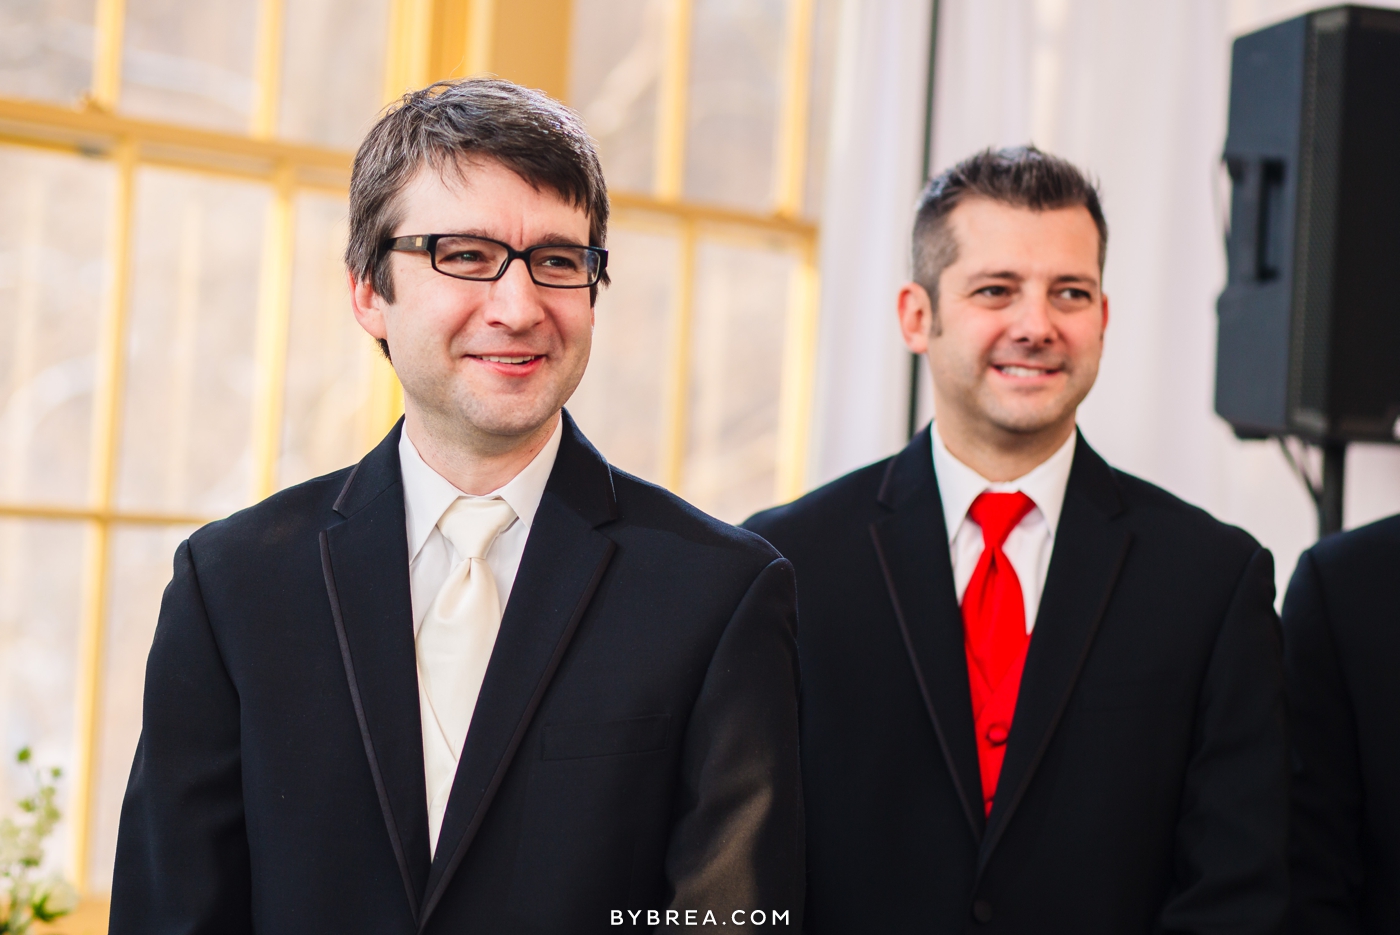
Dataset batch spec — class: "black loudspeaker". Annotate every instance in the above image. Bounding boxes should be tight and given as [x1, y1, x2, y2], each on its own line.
[1216, 5, 1400, 443]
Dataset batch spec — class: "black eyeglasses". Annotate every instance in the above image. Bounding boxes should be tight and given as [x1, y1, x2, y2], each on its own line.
[382, 234, 608, 288]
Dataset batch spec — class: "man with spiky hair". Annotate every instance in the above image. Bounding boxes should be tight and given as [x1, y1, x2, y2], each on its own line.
[746, 146, 1288, 933]
[110, 79, 802, 934]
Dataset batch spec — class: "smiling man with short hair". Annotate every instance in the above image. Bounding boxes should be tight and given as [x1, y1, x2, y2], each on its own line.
[745, 146, 1288, 933]
[110, 79, 803, 935]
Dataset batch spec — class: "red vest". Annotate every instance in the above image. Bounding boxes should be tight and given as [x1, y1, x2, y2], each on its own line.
[966, 638, 1029, 816]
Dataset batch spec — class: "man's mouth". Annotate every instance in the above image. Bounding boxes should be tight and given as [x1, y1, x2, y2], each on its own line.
[992, 363, 1060, 378]
[472, 354, 542, 365]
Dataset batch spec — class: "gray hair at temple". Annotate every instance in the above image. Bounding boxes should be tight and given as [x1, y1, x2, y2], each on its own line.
[345, 78, 610, 358]
[911, 145, 1107, 311]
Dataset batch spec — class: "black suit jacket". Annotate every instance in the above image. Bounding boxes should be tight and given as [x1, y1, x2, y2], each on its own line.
[1283, 514, 1400, 934]
[110, 413, 803, 934]
[743, 427, 1287, 934]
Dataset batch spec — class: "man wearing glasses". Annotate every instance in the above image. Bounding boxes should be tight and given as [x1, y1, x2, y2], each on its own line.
[110, 79, 802, 934]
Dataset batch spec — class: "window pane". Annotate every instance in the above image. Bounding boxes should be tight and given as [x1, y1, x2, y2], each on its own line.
[277, 0, 390, 149]
[0, 145, 110, 507]
[119, 0, 258, 132]
[87, 522, 195, 894]
[0, 517, 84, 878]
[278, 191, 379, 489]
[803, 0, 841, 219]
[567, 223, 677, 484]
[115, 168, 266, 517]
[684, 0, 786, 210]
[680, 238, 792, 522]
[569, 0, 662, 195]
[0, 0, 97, 105]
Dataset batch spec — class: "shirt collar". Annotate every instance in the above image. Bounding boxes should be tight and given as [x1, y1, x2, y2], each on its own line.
[399, 415, 564, 563]
[929, 422, 1077, 543]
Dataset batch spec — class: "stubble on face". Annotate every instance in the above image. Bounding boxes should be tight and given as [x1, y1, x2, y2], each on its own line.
[925, 198, 1106, 451]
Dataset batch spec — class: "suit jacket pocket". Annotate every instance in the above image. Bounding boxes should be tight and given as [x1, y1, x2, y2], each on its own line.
[541, 714, 670, 760]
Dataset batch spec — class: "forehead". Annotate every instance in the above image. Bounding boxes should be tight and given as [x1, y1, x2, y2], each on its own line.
[945, 197, 1101, 275]
[392, 156, 589, 238]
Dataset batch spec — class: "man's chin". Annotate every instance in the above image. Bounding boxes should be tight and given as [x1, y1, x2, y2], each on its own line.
[983, 405, 1076, 438]
[413, 392, 562, 449]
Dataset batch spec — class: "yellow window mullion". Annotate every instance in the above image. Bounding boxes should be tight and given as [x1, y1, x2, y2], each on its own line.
[250, 164, 298, 500]
[653, 0, 693, 201]
[251, 0, 287, 139]
[773, 0, 816, 218]
[659, 219, 697, 492]
[89, 0, 126, 110]
[67, 137, 138, 895]
[774, 241, 820, 502]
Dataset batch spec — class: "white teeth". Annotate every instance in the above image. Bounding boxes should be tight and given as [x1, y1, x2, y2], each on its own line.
[998, 365, 1045, 377]
[480, 355, 536, 364]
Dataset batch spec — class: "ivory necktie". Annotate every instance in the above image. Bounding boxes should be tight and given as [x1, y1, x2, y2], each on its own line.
[417, 495, 517, 852]
[962, 491, 1036, 816]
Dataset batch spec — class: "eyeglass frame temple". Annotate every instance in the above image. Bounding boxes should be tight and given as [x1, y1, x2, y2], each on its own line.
[381, 233, 608, 288]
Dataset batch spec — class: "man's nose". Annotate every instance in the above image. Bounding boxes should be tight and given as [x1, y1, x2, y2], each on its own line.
[482, 257, 547, 330]
[1009, 293, 1056, 344]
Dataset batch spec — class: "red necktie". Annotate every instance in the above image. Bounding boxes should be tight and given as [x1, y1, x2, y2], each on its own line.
[962, 491, 1036, 816]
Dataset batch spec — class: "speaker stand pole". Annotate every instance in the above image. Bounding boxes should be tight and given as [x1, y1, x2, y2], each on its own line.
[1318, 441, 1346, 538]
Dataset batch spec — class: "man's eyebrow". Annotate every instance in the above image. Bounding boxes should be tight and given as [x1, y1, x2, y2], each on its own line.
[535, 232, 588, 246]
[967, 269, 1023, 281]
[1051, 274, 1100, 287]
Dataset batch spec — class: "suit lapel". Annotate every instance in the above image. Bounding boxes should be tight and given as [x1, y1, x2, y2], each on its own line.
[977, 434, 1132, 872]
[418, 411, 618, 930]
[321, 421, 431, 925]
[870, 427, 984, 842]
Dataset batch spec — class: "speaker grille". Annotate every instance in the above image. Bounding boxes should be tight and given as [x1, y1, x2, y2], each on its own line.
[1289, 9, 1346, 434]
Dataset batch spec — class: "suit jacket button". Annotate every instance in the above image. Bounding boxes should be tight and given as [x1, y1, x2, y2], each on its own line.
[972, 900, 993, 923]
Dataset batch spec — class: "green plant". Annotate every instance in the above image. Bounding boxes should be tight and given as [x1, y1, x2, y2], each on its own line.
[0, 748, 77, 934]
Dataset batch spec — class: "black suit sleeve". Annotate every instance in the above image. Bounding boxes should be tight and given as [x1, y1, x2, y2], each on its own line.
[1159, 547, 1289, 935]
[662, 556, 804, 929]
[109, 540, 253, 935]
[1281, 549, 1363, 935]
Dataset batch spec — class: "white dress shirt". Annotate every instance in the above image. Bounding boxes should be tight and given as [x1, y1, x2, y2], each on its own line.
[931, 423, 1076, 633]
[399, 417, 562, 853]
[399, 417, 562, 634]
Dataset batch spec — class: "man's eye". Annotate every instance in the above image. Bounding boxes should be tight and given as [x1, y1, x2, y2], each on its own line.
[1057, 288, 1091, 301]
[538, 254, 580, 269]
[450, 251, 485, 263]
[975, 285, 1010, 297]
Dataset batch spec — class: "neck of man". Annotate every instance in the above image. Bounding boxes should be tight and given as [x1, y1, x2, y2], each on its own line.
[403, 405, 560, 496]
[932, 398, 1076, 484]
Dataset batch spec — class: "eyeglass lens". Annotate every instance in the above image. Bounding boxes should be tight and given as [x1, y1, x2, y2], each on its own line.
[433, 235, 599, 286]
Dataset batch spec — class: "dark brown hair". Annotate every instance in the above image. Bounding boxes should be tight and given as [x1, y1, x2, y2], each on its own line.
[346, 78, 610, 358]
[912, 145, 1107, 309]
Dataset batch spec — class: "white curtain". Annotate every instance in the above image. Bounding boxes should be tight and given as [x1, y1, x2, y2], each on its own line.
[811, 0, 1400, 599]
[808, 0, 934, 486]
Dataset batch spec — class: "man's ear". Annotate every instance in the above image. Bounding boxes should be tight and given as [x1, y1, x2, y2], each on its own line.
[1100, 292, 1110, 334]
[349, 270, 389, 342]
[897, 281, 936, 353]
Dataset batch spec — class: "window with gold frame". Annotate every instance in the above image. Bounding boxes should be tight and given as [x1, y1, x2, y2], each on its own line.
[0, 0, 835, 927]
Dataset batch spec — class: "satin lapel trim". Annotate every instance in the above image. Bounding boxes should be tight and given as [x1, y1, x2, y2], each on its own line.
[417, 494, 616, 930]
[976, 451, 1131, 874]
[870, 444, 984, 842]
[321, 475, 430, 924]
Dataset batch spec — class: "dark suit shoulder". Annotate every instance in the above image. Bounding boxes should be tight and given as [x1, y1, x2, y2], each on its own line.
[1304, 512, 1400, 572]
[187, 465, 355, 561]
[1109, 467, 1262, 558]
[744, 457, 892, 541]
[608, 467, 781, 564]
